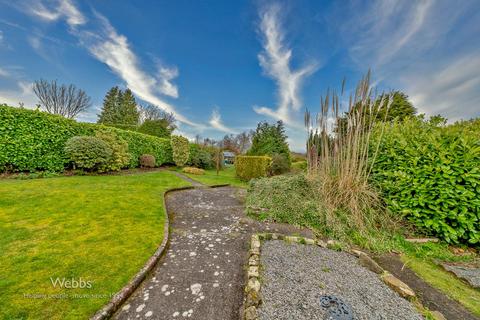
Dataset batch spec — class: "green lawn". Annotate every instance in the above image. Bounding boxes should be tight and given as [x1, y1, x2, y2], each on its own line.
[401, 255, 480, 316]
[182, 166, 249, 188]
[0, 171, 189, 319]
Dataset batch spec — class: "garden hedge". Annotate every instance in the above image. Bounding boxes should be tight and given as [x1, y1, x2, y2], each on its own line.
[235, 155, 272, 181]
[0, 104, 173, 172]
[371, 117, 480, 244]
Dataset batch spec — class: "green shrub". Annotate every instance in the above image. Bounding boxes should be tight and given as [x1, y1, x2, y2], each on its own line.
[139, 154, 155, 168]
[188, 144, 214, 169]
[95, 130, 130, 172]
[246, 174, 320, 228]
[64, 136, 112, 171]
[235, 155, 271, 181]
[138, 119, 172, 138]
[171, 135, 189, 167]
[371, 118, 480, 244]
[0, 104, 172, 172]
[270, 153, 290, 175]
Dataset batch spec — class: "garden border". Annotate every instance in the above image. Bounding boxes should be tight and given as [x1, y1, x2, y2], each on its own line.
[90, 185, 195, 320]
[242, 233, 445, 320]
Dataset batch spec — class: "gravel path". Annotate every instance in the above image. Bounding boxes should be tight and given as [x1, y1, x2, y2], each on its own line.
[258, 241, 423, 320]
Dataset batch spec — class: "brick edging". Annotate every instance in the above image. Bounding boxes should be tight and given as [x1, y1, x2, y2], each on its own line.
[242, 233, 444, 320]
[90, 186, 195, 320]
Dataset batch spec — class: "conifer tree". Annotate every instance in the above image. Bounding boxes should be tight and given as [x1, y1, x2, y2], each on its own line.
[97, 86, 122, 124]
[118, 88, 140, 126]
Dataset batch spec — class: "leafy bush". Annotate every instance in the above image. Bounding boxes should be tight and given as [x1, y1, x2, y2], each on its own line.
[95, 130, 130, 171]
[0, 104, 172, 172]
[235, 155, 271, 181]
[246, 174, 320, 228]
[138, 119, 173, 138]
[171, 135, 189, 167]
[64, 136, 112, 171]
[182, 167, 205, 175]
[270, 153, 290, 175]
[139, 154, 155, 168]
[188, 144, 214, 169]
[371, 118, 480, 244]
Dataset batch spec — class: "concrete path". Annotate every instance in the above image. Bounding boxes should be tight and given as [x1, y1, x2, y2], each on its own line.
[114, 182, 312, 320]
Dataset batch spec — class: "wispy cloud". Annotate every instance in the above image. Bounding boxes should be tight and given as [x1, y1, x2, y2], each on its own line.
[16, 0, 201, 127]
[329, 0, 480, 120]
[27, 0, 86, 27]
[157, 65, 179, 98]
[254, 3, 318, 126]
[408, 53, 480, 121]
[77, 12, 199, 126]
[209, 107, 237, 134]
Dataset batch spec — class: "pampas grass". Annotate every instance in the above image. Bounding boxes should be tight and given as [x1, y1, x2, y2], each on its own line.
[305, 71, 398, 242]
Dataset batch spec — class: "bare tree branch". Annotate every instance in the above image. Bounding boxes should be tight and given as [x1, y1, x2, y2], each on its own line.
[33, 79, 92, 119]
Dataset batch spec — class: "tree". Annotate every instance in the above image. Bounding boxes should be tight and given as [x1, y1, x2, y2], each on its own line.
[33, 79, 91, 119]
[220, 131, 253, 155]
[138, 104, 177, 138]
[97, 87, 140, 127]
[97, 86, 122, 124]
[119, 89, 140, 126]
[248, 121, 290, 163]
[336, 91, 416, 134]
[375, 91, 416, 122]
[138, 119, 173, 138]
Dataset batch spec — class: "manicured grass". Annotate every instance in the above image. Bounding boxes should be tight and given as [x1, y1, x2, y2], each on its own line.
[0, 171, 189, 319]
[183, 166, 249, 188]
[401, 255, 480, 317]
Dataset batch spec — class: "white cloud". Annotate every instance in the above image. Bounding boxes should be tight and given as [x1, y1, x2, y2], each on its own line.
[329, 0, 480, 120]
[0, 81, 37, 107]
[28, 0, 86, 27]
[78, 12, 199, 127]
[255, 4, 318, 125]
[209, 107, 237, 134]
[157, 65, 179, 98]
[408, 53, 480, 121]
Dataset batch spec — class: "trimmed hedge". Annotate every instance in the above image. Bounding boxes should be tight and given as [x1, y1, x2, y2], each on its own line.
[0, 104, 172, 172]
[371, 118, 480, 244]
[171, 135, 189, 167]
[235, 155, 272, 181]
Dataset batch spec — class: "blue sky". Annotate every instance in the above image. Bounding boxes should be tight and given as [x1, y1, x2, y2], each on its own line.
[0, 0, 479, 151]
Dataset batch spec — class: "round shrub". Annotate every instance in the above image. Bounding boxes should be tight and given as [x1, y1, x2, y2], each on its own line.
[139, 154, 156, 168]
[95, 130, 130, 172]
[188, 144, 214, 169]
[171, 135, 189, 167]
[64, 136, 112, 171]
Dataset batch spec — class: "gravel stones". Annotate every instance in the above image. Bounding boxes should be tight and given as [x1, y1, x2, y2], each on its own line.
[257, 240, 422, 320]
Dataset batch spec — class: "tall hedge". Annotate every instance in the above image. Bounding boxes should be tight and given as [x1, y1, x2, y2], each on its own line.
[371, 118, 480, 244]
[235, 155, 272, 181]
[0, 104, 172, 172]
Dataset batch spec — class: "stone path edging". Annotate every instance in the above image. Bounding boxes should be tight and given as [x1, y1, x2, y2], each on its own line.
[90, 186, 195, 320]
[243, 233, 446, 320]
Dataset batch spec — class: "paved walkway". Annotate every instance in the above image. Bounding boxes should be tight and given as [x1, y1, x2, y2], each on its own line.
[114, 179, 311, 320]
